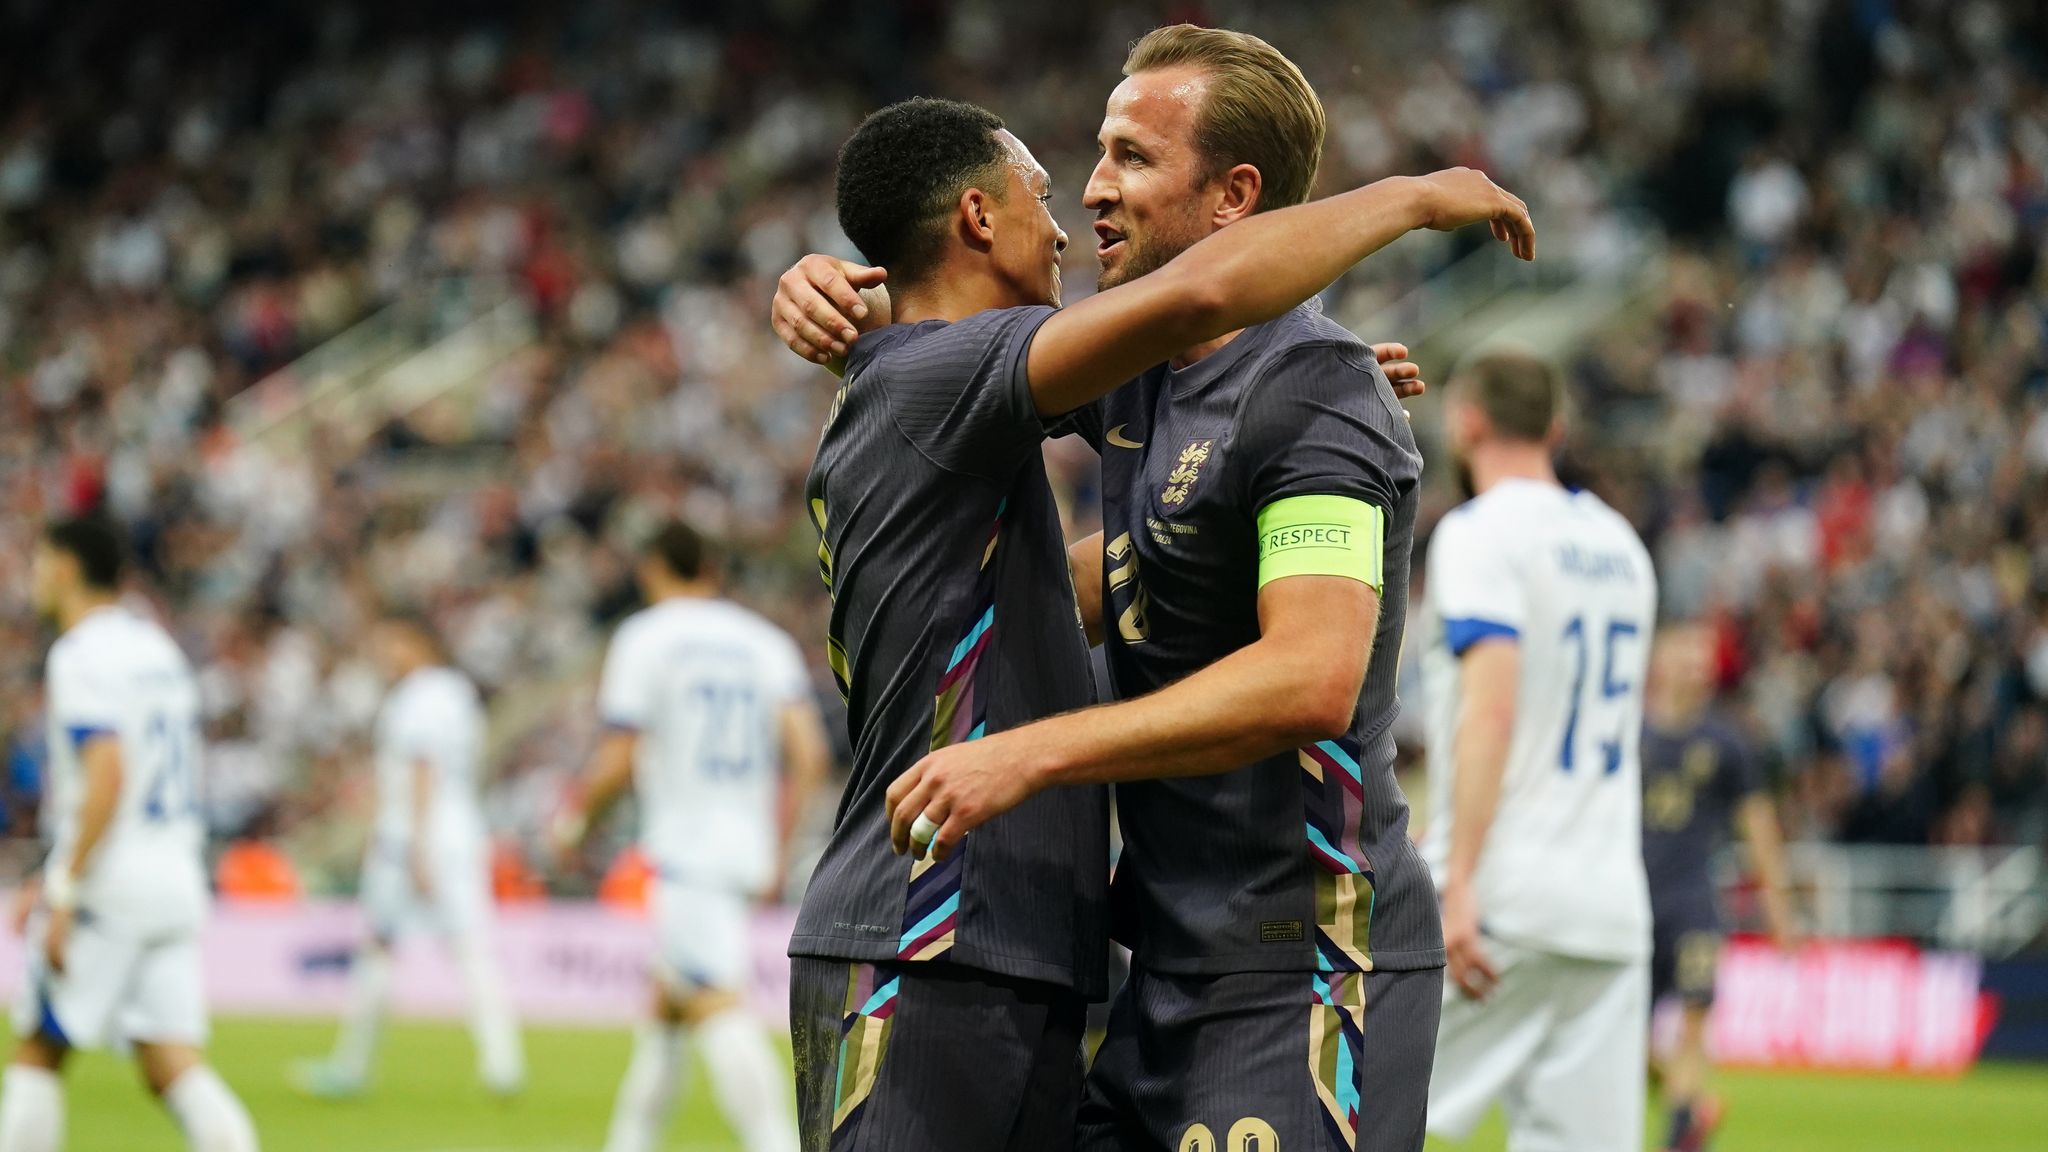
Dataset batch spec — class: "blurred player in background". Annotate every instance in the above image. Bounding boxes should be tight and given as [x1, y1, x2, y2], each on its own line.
[1419, 351, 1658, 1152]
[1641, 621, 1801, 1152]
[0, 518, 258, 1152]
[553, 520, 828, 1152]
[296, 612, 524, 1099]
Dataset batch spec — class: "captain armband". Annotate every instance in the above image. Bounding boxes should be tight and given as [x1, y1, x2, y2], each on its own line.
[1255, 495, 1385, 592]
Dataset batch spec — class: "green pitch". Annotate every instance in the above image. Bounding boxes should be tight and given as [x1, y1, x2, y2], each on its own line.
[9, 1016, 2045, 1150]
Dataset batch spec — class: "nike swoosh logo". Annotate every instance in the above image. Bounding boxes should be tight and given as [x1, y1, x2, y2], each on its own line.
[1106, 424, 1145, 449]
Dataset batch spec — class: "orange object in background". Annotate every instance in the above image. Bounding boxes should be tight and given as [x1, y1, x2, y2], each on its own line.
[598, 845, 653, 914]
[214, 839, 302, 902]
[491, 840, 547, 903]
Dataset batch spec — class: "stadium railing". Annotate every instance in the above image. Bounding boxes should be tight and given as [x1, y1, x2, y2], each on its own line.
[1726, 843, 2048, 959]
[227, 276, 534, 453]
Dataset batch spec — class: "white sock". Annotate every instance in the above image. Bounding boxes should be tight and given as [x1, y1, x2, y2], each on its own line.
[698, 1008, 797, 1152]
[602, 1023, 686, 1152]
[329, 944, 392, 1081]
[163, 1065, 258, 1152]
[0, 1064, 63, 1152]
[455, 936, 525, 1092]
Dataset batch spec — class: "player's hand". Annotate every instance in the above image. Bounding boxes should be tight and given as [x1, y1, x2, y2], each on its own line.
[43, 905, 72, 976]
[772, 255, 888, 367]
[762, 859, 789, 909]
[1371, 342, 1425, 400]
[547, 807, 588, 874]
[1441, 881, 1499, 1001]
[10, 877, 38, 937]
[1769, 921, 1809, 954]
[409, 849, 436, 901]
[884, 733, 1044, 861]
[1412, 168, 1535, 261]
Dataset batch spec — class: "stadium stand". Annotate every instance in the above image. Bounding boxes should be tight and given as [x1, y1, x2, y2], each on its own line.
[0, 0, 2043, 900]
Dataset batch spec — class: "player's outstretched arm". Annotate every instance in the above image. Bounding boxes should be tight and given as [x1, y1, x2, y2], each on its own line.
[1442, 638, 1518, 1001]
[408, 757, 437, 897]
[770, 257, 891, 368]
[1738, 793, 1804, 950]
[773, 701, 833, 898]
[884, 573, 1376, 861]
[41, 734, 123, 973]
[550, 730, 637, 864]
[1068, 532, 1106, 646]
[1019, 168, 1530, 417]
[765, 188, 1490, 399]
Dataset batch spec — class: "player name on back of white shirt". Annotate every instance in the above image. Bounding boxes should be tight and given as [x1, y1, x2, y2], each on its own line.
[1555, 542, 1643, 583]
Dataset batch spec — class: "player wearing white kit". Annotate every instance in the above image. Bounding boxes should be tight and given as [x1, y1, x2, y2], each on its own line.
[1419, 352, 1659, 1152]
[0, 518, 258, 1152]
[554, 521, 828, 1152]
[297, 613, 524, 1098]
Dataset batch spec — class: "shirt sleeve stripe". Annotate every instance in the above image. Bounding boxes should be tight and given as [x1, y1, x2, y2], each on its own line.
[64, 724, 116, 749]
[1443, 617, 1519, 656]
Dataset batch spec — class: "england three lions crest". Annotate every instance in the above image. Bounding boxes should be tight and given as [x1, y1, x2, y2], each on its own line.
[1160, 439, 1214, 506]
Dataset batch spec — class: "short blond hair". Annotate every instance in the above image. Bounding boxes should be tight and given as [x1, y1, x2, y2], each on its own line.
[1124, 24, 1327, 212]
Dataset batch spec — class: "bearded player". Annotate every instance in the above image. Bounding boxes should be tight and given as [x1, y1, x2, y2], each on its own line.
[1419, 351, 1658, 1152]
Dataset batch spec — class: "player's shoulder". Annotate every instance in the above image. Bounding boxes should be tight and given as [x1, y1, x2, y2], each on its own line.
[1270, 300, 1369, 349]
[703, 598, 801, 653]
[54, 607, 181, 673]
[612, 598, 699, 654]
[397, 665, 479, 713]
[847, 306, 1052, 381]
[1696, 712, 1752, 755]
[1243, 304, 1377, 382]
[611, 602, 665, 644]
[427, 664, 482, 704]
[1571, 489, 1658, 586]
[1437, 486, 1542, 548]
[1575, 487, 1650, 543]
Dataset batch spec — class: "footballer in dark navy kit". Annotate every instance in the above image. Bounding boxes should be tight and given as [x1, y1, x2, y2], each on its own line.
[1070, 299, 1444, 1152]
[1641, 622, 1802, 1152]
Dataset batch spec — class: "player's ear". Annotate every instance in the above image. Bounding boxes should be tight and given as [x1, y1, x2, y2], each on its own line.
[1211, 163, 1261, 228]
[958, 187, 996, 251]
[1447, 398, 1479, 445]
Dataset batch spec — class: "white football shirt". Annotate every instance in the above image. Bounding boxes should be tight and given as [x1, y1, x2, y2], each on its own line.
[373, 666, 488, 854]
[598, 597, 810, 895]
[43, 605, 209, 932]
[1420, 479, 1658, 963]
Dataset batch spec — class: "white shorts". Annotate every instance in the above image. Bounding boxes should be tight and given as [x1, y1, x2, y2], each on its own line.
[12, 912, 208, 1052]
[651, 880, 751, 995]
[361, 837, 493, 943]
[1428, 937, 1648, 1152]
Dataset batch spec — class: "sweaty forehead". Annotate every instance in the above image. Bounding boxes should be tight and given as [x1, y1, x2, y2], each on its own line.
[1100, 66, 1210, 148]
[994, 128, 1050, 191]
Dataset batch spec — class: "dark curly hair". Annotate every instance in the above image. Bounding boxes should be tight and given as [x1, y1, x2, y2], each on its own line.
[836, 98, 1009, 287]
[44, 516, 125, 591]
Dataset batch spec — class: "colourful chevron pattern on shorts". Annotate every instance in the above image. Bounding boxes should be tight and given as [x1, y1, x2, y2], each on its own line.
[1301, 736, 1377, 972]
[830, 963, 899, 1143]
[898, 500, 1006, 962]
[1309, 968, 1368, 1150]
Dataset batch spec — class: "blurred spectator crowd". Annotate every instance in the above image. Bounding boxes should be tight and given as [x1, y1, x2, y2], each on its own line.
[0, 0, 2042, 894]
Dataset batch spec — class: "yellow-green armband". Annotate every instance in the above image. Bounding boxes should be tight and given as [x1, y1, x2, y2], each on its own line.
[1256, 495, 1385, 591]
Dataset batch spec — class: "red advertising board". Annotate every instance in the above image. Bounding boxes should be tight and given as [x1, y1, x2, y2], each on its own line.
[1696, 937, 1997, 1074]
